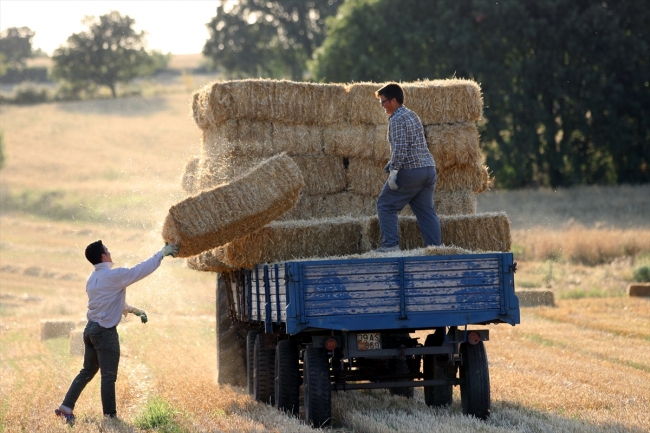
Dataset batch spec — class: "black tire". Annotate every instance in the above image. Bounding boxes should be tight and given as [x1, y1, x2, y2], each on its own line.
[247, 330, 262, 395]
[216, 273, 248, 387]
[254, 334, 276, 404]
[460, 341, 490, 419]
[303, 346, 331, 427]
[388, 358, 414, 398]
[423, 329, 454, 407]
[274, 340, 300, 416]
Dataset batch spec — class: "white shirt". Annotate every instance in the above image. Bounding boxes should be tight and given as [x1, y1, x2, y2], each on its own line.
[86, 252, 163, 328]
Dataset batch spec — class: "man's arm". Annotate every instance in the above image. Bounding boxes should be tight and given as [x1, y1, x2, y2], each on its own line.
[389, 118, 409, 171]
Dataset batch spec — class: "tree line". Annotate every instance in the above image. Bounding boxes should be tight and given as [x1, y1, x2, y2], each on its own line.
[1, 1, 647, 187]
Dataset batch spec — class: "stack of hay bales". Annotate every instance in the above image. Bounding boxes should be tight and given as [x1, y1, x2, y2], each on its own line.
[180, 79, 506, 271]
[40, 319, 75, 340]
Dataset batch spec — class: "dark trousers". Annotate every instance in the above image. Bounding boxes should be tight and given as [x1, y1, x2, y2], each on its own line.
[62, 321, 120, 416]
[377, 166, 442, 247]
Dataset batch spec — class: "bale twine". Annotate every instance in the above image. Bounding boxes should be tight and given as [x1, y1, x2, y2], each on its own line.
[40, 320, 75, 340]
[186, 247, 236, 273]
[628, 283, 650, 297]
[361, 212, 511, 252]
[437, 163, 490, 194]
[424, 123, 482, 170]
[516, 290, 555, 307]
[181, 155, 201, 194]
[69, 329, 84, 356]
[403, 79, 483, 125]
[217, 217, 365, 268]
[162, 153, 305, 258]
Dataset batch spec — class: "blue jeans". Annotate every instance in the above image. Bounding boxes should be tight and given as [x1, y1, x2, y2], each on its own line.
[377, 166, 442, 248]
[62, 321, 120, 416]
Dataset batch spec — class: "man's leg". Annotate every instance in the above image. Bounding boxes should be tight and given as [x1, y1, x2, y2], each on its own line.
[90, 326, 120, 417]
[409, 166, 442, 246]
[61, 323, 100, 411]
[376, 168, 424, 248]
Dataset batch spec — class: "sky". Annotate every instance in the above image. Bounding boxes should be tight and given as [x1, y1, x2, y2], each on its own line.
[0, 1, 224, 55]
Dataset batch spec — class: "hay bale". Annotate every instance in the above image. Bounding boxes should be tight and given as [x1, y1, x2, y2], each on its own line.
[424, 123, 482, 170]
[361, 212, 511, 252]
[186, 247, 236, 273]
[272, 123, 323, 155]
[295, 244, 476, 262]
[274, 80, 347, 125]
[40, 320, 75, 340]
[437, 163, 490, 194]
[278, 192, 378, 221]
[162, 153, 305, 258]
[203, 124, 274, 158]
[181, 155, 201, 194]
[346, 82, 389, 125]
[69, 329, 84, 356]
[347, 158, 387, 196]
[217, 217, 365, 268]
[403, 79, 483, 125]
[628, 283, 650, 297]
[191, 85, 214, 129]
[516, 290, 555, 307]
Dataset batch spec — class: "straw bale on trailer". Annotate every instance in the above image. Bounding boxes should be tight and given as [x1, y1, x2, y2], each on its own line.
[297, 244, 476, 262]
[628, 283, 650, 297]
[181, 155, 201, 194]
[433, 189, 477, 215]
[278, 192, 377, 221]
[424, 123, 482, 169]
[402, 79, 483, 125]
[272, 123, 322, 155]
[346, 158, 388, 196]
[360, 212, 511, 252]
[186, 247, 236, 273]
[41, 320, 75, 340]
[323, 124, 375, 160]
[346, 82, 389, 125]
[191, 86, 214, 130]
[516, 290, 555, 307]
[205, 120, 274, 157]
[437, 163, 490, 194]
[273, 80, 347, 125]
[162, 153, 304, 258]
[217, 217, 365, 268]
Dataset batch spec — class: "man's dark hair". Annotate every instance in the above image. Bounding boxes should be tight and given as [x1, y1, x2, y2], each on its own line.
[376, 83, 404, 105]
[85, 240, 105, 265]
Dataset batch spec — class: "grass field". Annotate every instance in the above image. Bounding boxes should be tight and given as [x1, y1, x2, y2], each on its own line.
[1, 80, 649, 432]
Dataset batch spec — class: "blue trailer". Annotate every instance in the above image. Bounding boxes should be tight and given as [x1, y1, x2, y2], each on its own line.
[216, 252, 519, 427]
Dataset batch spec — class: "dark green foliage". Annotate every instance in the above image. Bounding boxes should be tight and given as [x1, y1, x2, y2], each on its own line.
[203, 0, 341, 80]
[10, 82, 49, 104]
[0, 27, 34, 67]
[633, 265, 650, 282]
[311, 0, 650, 188]
[52, 11, 165, 98]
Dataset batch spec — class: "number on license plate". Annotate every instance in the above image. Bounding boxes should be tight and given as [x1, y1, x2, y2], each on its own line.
[357, 332, 381, 351]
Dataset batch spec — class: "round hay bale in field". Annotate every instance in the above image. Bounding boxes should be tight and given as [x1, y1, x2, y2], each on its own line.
[40, 320, 75, 340]
[424, 123, 482, 170]
[628, 283, 650, 297]
[69, 329, 84, 356]
[516, 290, 555, 307]
[162, 153, 305, 258]
[186, 247, 236, 273]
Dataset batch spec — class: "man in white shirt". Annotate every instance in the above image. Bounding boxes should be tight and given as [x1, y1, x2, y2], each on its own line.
[55, 240, 179, 423]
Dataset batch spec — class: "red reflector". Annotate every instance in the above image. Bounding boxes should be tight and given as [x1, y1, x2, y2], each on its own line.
[325, 337, 337, 351]
[468, 331, 481, 345]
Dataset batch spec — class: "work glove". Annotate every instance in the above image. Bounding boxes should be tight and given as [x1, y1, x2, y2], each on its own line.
[383, 162, 391, 174]
[124, 305, 148, 324]
[161, 242, 179, 257]
[388, 170, 399, 191]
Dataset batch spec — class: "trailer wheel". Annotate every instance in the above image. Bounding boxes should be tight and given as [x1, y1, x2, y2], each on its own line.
[274, 340, 300, 416]
[246, 330, 262, 395]
[460, 341, 490, 419]
[216, 273, 249, 387]
[388, 358, 414, 398]
[303, 346, 331, 427]
[423, 330, 455, 407]
[254, 334, 276, 405]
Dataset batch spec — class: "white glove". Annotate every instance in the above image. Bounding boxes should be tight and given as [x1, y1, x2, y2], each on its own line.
[388, 170, 399, 191]
[161, 243, 179, 257]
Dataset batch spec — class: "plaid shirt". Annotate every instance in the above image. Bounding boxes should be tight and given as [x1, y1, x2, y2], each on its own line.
[387, 106, 435, 170]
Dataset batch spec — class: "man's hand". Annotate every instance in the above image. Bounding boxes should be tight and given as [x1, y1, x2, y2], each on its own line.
[125, 305, 148, 324]
[135, 311, 148, 324]
[388, 170, 399, 191]
[161, 243, 180, 257]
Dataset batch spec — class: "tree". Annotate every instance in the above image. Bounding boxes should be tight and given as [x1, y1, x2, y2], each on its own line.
[0, 27, 35, 67]
[311, 0, 650, 187]
[203, 0, 341, 80]
[52, 11, 160, 98]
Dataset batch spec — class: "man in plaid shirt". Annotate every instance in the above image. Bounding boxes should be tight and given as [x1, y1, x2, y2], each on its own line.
[374, 83, 441, 251]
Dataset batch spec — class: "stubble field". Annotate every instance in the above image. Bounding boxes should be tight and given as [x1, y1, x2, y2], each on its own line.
[1, 75, 649, 432]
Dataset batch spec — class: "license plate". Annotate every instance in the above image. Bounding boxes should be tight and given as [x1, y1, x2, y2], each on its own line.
[357, 332, 381, 351]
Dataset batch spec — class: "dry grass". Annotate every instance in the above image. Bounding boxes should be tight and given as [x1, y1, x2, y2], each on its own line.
[2, 92, 650, 432]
